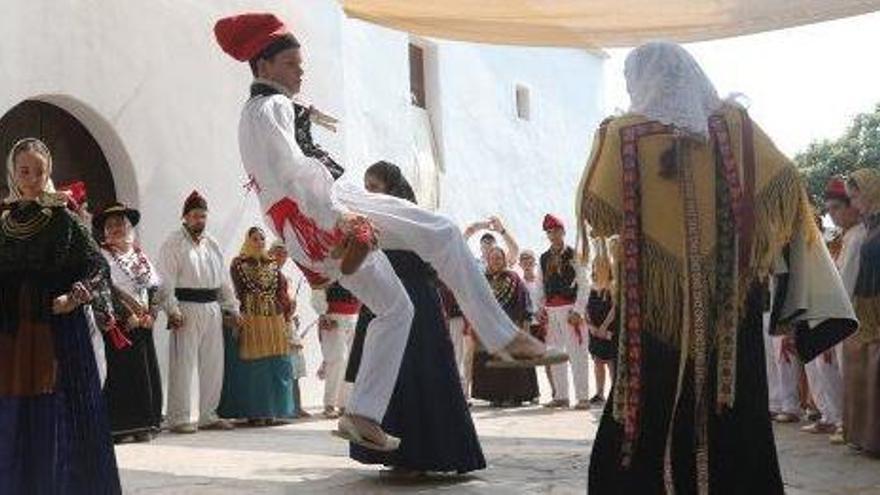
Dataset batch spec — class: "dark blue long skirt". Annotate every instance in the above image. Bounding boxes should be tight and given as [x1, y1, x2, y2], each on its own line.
[347, 250, 486, 473]
[0, 308, 121, 494]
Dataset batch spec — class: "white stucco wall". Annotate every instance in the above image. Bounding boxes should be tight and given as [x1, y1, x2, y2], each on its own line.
[1, 0, 604, 409]
[340, 19, 413, 178]
[0, 0, 341, 410]
[432, 43, 606, 255]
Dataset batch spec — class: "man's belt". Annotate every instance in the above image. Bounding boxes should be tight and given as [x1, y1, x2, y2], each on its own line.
[327, 300, 361, 316]
[545, 295, 576, 307]
[175, 288, 219, 303]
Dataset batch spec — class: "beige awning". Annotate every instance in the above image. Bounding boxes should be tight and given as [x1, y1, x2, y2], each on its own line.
[342, 1, 880, 48]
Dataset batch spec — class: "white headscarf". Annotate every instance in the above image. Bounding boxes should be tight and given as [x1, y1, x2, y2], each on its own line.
[625, 41, 722, 138]
[5, 138, 57, 203]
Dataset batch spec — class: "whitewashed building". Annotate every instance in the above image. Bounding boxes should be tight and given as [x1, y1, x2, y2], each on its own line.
[0, 0, 605, 406]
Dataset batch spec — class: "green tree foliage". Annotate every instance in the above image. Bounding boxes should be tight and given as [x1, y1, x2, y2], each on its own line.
[795, 102, 880, 207]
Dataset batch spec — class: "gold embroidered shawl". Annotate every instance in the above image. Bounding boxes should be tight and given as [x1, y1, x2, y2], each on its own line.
[576, 103, 816, 347]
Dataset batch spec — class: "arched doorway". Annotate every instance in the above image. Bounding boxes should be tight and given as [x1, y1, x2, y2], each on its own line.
[0, 100, 117, 210]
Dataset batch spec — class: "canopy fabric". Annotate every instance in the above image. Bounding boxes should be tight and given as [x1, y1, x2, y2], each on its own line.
[342, 1, 880, 48]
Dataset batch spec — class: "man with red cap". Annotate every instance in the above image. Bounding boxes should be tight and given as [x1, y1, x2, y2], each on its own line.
[214, 12, 565, 450]
[311, 281, 361, 419]
[538, 214, 591, 409]
[823, 177, 865, 444]
[826, 177, 865, 297]
[157, 191, 242, 434]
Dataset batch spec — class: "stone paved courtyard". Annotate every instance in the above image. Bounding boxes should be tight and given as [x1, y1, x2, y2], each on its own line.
[118, 404, 880, 494]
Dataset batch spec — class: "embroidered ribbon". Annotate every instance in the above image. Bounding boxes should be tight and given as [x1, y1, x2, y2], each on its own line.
[616, 121, 672, 466]
[616, 115, 748, 493]
[674, 141, 710, 495]
[267, 197, 343, 262]
[709, 116, 743, 411]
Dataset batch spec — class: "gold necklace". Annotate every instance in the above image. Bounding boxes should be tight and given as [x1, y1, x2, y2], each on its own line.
[1, 206, 53, 240]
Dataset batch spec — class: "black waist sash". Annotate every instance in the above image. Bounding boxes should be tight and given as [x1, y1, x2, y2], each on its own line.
[175, 288, 219, 303]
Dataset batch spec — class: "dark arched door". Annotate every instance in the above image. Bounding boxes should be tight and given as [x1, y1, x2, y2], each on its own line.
[0, 100, 117, 210]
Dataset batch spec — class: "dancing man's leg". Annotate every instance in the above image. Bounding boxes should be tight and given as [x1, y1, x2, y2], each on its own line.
[335, 184, 546, 355]
[338, 251, 413, 423]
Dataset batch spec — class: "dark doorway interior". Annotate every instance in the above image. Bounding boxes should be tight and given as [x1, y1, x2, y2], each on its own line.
[0, 100, 117, 212]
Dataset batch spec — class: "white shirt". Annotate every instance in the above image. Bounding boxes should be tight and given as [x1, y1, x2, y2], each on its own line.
[521, 272, 544, 322]
[101, 246, 161, 308]
[157, 226, 238, 316]
[238, 93, 349, 281]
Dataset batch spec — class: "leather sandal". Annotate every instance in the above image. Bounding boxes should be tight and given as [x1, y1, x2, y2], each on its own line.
[331, 414, 400, 452]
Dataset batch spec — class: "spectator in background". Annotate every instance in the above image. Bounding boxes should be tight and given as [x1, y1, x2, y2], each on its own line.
[471, 247, 539, 407]
[219, 226, 295, 425]
[311, 281, 360, 419]
[464, 216, 519, 269]
[158, 191, 241, 434]
[95, 202, 163, 442]
[270, 240, 311, 419]
[585, 237, 617, 405]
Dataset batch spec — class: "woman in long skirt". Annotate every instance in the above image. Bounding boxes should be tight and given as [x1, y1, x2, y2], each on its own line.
[95, 202, 163, 442]
[0, 138, 121, 494]
[470, 247, 539, 407]
[347, 161, 486, 474]
[219, 227, 296, 424]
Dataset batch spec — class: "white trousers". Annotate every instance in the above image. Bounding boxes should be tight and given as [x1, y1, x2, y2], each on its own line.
[770, 334, 802, 415]
[328, 182, 521, 421]
[764, 312, 782, 414]
[545, 305, 590, 402]
[448, 317, 475, 397]
[166, 302, 225, 426]
[805, 353, 844, 426]
[334, 181, 519, 352]
[320, 313, 357, 408]
[338, 252, 413, 421]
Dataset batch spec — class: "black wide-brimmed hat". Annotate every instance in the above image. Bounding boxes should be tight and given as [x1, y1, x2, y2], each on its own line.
[93, 202, 141, 233]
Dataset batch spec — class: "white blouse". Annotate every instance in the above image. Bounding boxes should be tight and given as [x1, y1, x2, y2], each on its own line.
[101, 245, 161, 308]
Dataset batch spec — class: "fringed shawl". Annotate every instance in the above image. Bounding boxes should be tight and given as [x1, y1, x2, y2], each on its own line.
[575, 103, 821, 492]
[486, 270, 530, 327]
[577, 104, 815, 348]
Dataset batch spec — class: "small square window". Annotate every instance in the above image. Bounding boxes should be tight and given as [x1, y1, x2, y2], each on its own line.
[515, 84, 531, 121]
[409, 44, 426, 109]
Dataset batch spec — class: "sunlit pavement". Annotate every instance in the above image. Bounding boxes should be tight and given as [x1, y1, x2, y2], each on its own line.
[118, 403, 880, 494]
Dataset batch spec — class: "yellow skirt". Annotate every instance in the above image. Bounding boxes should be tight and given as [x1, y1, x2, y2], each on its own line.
[238, 314, 289, 361]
